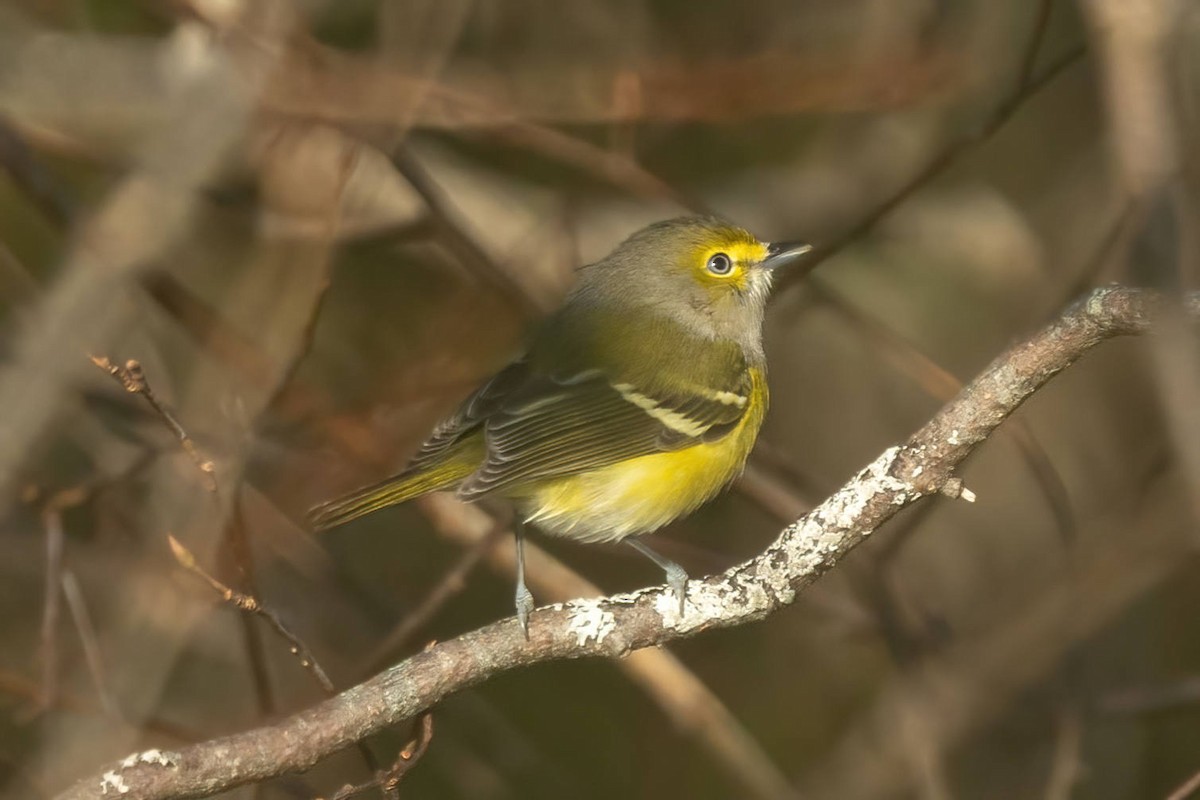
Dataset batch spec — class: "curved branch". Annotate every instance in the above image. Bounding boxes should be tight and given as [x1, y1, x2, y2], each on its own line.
[57, 287, 1196, 800]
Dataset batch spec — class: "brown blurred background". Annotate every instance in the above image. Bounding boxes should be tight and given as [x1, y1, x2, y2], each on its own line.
[1, 0, 1199, 797]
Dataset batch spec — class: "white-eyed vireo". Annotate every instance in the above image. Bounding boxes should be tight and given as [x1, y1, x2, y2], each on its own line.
[310, 216, 811, 633]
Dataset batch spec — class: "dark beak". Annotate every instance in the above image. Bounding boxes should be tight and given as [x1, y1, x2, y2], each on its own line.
[762, 241, 813, 271]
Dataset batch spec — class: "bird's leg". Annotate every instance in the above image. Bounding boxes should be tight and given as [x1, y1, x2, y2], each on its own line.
[627, 538, 689, 614]
[513, 517, 534, 638]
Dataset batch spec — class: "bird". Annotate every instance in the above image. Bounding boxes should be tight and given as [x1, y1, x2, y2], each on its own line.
[309, 216, 811, 634]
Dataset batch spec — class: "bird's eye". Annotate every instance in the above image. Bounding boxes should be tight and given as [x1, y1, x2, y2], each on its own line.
[706, 252, 733, 276]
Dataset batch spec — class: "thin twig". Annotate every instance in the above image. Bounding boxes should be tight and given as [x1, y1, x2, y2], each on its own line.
[321, 778, 374, 800]
[255, 121, 351, 414]
[479, 121, 704, 210]
[391, 147, 544, 318]
[321, 712, 434, 800]
[776, 40, 1086, 291]
[89, 356, 217, 492]
[380, 712, 434, 798]
[220, 501, 276, 716]
[168, 535, 335, 694]
[61, 569, 119, 719]
[0, 115, 76, 226]
[1017, 0, 1058, 92]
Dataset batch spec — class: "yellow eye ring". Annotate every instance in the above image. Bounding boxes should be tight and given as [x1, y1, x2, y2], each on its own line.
[706, 252, 733, 276]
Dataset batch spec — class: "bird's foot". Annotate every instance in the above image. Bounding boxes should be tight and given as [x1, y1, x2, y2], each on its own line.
[663, 563, 689, 615]
[515, 583, 535, 639]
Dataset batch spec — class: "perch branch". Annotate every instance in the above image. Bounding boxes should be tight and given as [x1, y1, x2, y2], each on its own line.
[415, 496, 799, 800]
[56, 286, 1198, 799]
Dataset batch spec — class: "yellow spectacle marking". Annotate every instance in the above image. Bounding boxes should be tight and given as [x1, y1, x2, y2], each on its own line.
[707, 240, 769, 267]
[691, 235, 769, 292]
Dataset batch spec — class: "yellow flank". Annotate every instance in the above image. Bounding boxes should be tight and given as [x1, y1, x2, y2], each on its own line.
[519, 369, 767, 542]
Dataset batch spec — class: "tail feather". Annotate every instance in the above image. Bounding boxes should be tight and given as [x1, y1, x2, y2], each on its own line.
[308, 456, 477, 531]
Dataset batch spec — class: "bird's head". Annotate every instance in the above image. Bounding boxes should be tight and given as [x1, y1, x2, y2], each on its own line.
[576, 216, 810, 353]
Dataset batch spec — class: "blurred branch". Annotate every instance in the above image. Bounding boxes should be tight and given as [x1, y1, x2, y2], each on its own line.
[1042, 708, 1083, 800]
[54, 286, 1198, 799]
[391, 148, 544, 317]
[0, 670, 195, 743]
[1079, 0, 1183, 197]
[1165, 768, 1200, 800]
[777, 26, 1086, 290]
[0, 10, 961, 168]
[1017, 0, 1058, 91]
[0, 13, 258, 505]
[0, 751, 47, 800]
[0, 116, 75, 225]
[1098, 676, 1200, 715]
[1052, 200, 1138, 317]
[737, 462, 815, 523]
[0, 239, 41, 307]
[255, 41, 964, 129]
[474, 121, 701, 208]
[61, 570, 118, 719]
[30, 475, 153, 714]
[37, 508, 65, 711]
